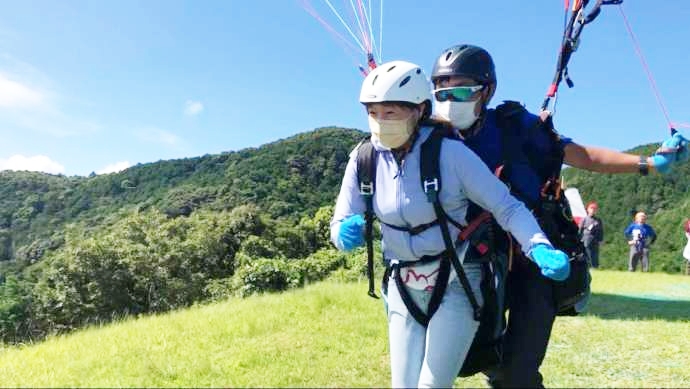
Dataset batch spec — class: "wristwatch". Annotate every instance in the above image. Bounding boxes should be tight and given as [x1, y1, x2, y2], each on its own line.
[638, 155, 649, 176]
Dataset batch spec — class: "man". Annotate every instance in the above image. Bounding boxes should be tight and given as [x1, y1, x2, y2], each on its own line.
[429, 43, 688, 388]
[579, 202, 604, 268]
[624, 211, 657, 272]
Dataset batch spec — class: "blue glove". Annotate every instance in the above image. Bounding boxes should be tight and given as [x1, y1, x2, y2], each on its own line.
[651, 132, 689, 174]
[337, 214, 366, 251]
[674, 131, 690, 162]
[528, 243, 570, 281]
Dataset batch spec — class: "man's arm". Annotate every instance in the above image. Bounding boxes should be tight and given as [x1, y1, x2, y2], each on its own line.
[563, 143, 657, 174]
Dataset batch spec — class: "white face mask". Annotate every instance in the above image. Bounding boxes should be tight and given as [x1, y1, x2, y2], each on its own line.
[368, 113, 417, 149]
[435, 100, 479, 130]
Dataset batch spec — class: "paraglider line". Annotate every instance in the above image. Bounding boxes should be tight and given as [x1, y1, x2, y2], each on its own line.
[357, 0, 375, 54]
[349, 0, 371, 52]
[322, 0, 368, 53]
[301, 0, 365, 54]
[362, 0, 380, 64]
[378, 0, 383, 61]
[616, 3, 674, 131]
[343, 0, 367, 51]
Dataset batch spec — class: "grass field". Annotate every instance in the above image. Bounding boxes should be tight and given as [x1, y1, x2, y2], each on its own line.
[0, 269, 689, 387]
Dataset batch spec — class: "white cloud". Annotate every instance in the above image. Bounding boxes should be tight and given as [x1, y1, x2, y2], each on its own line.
[184, 100, 204, 116]
[0, 73, 44, 108]
[96, 161, 132, 175]
[0, 154, 65, 175]
[135, 127, 182, 146]
[0, 68, 100, 137]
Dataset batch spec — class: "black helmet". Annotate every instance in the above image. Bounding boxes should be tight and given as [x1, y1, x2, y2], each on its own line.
[431, 44, 496, 85]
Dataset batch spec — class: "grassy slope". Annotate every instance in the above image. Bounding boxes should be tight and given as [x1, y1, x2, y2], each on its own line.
[1, 270, 689, 388]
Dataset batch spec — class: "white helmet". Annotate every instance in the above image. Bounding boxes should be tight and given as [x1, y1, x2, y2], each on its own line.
[359, 60, 432, 106]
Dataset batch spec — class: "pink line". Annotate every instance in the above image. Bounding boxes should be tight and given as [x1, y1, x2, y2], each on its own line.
[671, 122, 690, 129]
[300, 0, 361, 53]
[617, 4, 674, 130]
[355, 0, 371, 53]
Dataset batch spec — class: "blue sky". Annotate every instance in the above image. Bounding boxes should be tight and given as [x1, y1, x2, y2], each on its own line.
[0, 0, 687, 176]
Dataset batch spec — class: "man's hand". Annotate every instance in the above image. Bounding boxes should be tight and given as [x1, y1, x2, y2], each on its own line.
[652, 132, 689, 173]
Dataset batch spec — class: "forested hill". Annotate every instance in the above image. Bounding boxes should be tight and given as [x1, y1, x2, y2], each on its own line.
[562, 142, 690, 272]
[0, 126, 365, 263]
[0, 126, 366, 343]
[1, 126, 688, 344]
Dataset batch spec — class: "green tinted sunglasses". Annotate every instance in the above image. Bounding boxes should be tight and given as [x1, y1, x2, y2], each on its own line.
[434, 85, 484, 102]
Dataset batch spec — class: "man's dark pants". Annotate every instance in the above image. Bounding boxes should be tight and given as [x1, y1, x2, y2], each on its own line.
[486, 258, 556, 388]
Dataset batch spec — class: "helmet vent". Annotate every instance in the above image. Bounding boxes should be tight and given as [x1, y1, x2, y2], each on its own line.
[399, 76, 411, 88]
[372, 75, 379, 85]
[386, 65, 397, 72]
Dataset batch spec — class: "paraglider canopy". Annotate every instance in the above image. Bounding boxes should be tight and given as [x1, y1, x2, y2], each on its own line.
[299, 0, 383, 76]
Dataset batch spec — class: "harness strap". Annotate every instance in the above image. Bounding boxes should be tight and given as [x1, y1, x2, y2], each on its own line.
[382, 220, 439, 236]
[458, 211, 492, 241]
[356, 139, 379, 299]
[394, 253, 446, 267]
[435, 201, 482, 321]
[361, 193, 377, 299]
[381, 213, 463, 236]
[421, 132, 482, 321]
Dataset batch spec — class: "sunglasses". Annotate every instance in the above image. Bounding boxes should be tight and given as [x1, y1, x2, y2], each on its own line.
[434, 85, 484, 102]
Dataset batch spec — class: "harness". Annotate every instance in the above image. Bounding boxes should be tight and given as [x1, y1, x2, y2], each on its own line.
[357, 129, 483, 326]
[355, 126, 511, 377]
[494, 100, 591, 316]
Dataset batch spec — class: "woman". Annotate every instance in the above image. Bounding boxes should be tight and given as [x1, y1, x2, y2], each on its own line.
[329, 60, 570, 388]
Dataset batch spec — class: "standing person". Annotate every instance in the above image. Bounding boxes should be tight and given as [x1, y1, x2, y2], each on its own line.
[624, 211, 657, 272]
[330, 60, 570, 388]
[429, 43, 689, 388]
[683, 219, 690, 276]
[579, 202, 604, 268]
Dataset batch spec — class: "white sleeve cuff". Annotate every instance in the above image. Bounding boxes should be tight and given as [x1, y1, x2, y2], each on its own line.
[523, 233, 552, 257]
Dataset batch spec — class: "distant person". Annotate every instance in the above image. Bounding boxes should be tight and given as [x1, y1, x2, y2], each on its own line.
[579, 202, 604, 268]
[624, 211, 657, 272]
[330, 60, 569, 388]
[683, 219, 690, 275]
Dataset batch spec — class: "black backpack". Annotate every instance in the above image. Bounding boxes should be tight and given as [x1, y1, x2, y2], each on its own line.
[494, 100, 591, 316]
[355, 127, 508, 377]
